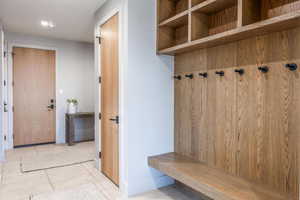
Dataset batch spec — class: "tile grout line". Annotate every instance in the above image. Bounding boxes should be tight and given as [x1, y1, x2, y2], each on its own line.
[82, 163, 120, 200]
[45, 170, 55, 191]
[81, 163, 112, 200]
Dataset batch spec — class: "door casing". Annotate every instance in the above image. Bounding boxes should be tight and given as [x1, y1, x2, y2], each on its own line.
[9, 45, 57, 148]
[99, 12, 120, 186]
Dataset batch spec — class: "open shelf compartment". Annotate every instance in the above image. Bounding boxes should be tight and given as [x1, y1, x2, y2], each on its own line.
[191, 0, 238, 41]
[241, 0, 300, 26]
[158, 0, 189, 23]
[157, 14, 189, 50]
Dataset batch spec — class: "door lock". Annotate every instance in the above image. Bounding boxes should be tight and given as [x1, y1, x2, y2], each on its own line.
[109, 116, 119, 124]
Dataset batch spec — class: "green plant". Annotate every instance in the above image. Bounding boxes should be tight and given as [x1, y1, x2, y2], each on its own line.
[67, 99, 78, 105]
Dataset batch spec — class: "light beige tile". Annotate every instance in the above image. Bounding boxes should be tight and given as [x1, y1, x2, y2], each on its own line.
[32, 183, 108, 200]
[0, 174, 53, 200]
[0, 142, 209, 200]
[46, 164, 95, 190]
[21, 144, 94, 172]
[2, 160, 22, 179]
[35, 144, 68, 155]
[3, 170, 47, 185]
[5, 146, 37, 162]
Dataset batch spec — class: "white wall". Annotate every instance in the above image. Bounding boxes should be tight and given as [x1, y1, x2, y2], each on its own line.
[125, 0, 174, 195]
[5, 32, 94, 148]
[94, 0, 174, 196]
[0, 23, 5, 161]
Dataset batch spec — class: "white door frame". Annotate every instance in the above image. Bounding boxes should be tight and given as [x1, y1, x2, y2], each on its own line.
[7, 44, 58, 149]
[0, 28, 5, 161]
[95, 6, 127, 195]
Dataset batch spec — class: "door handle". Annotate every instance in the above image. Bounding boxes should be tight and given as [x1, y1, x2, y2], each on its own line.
[4, 102, 8, 112]
[47, 99, 55, 110]
[47, 104, 55, 110]
[109, 116, 119, 124]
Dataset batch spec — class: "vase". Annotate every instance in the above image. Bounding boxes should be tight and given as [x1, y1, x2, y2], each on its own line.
[68, 103, 78, 114]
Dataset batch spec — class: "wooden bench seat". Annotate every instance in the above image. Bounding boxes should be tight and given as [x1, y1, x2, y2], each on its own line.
[148, 153, 289, 200]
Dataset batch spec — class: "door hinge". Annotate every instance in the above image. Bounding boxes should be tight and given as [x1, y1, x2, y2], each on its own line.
[12, 106, 14, 112]
[99, 152, 102, 158]
[3, 80, 6, 86]
[99, 76, 101, 83]
[99, 113, 101, 120]
[4, 135, 6, 141]
[96, 36, 101, 44]
[4, 51, 7, 58]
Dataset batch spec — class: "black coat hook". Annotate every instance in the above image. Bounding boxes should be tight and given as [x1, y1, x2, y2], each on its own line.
[258, 66, 269, 73]
[173, 75, 181, 80]
[234, 69, 244, 75]
[285, 63, 298, 71]
[185, 74, 194, 79]
[199, 72, 208, 78]
[215, 71, 224, 76]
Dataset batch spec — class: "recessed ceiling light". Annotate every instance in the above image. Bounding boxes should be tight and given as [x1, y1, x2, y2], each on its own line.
[41, 20, 55, 28]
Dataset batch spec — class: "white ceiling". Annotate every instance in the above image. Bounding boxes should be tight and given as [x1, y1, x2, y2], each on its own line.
[0, 0, 106, 43]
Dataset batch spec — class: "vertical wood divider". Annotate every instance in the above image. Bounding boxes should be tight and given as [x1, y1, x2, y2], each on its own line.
[237, 0, 243, 27]
[188, 0, 192, 42]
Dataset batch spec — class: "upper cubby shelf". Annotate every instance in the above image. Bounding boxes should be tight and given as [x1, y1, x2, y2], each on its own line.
[158, 0, 189, 23]
[159, 11, 300, 55]
[191, 0, 238, 41]
[191, 0, 236, 13]
[157, 0, 300, 55]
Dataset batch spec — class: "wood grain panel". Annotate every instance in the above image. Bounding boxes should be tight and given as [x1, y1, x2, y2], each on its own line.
[208, 5, 237, 35]
[206, 70, 216, 167]
[207, 42, 237, 70]
[264, 0, 300, 19]
[13, 47, 56, 147]
[264, 63, 298, 197]
[100, 13, 119, 185]
[174, 63, 300, 198]
[175, 27, 300, 72]
[149, 153, 290, 200]
[214, 68, 237, 175]
[191, 71, 208, 162]
[174, 73, 193, 157]
[191, 12, 209, 40]
[172, 11, 300, 198]
[158, 0, 188, 22]
[236, 65, 268, 185]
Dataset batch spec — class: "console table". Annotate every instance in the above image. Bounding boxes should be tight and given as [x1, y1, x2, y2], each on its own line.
[65, 112, 95, 146]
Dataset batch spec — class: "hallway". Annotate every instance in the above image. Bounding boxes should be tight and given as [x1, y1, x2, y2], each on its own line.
[0, 142, 203, 200]
[0, 142, 120, 199]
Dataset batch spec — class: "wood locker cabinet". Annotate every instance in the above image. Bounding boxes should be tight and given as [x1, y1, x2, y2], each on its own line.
[160, 63, 300, 199]
[234, 63, 299, 198]
[151, 1, 300, 199]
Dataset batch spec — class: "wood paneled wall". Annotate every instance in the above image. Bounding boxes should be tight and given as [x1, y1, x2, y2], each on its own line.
[174, 27, 300, 198]
[175, 27, 300, 73]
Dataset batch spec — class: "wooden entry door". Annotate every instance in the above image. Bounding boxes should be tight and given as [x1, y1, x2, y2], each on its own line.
[13, 47, 56, 147]
[100, 13, 119, 185]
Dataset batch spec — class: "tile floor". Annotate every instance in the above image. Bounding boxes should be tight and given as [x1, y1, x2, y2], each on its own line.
[0, 142, 205, 200]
